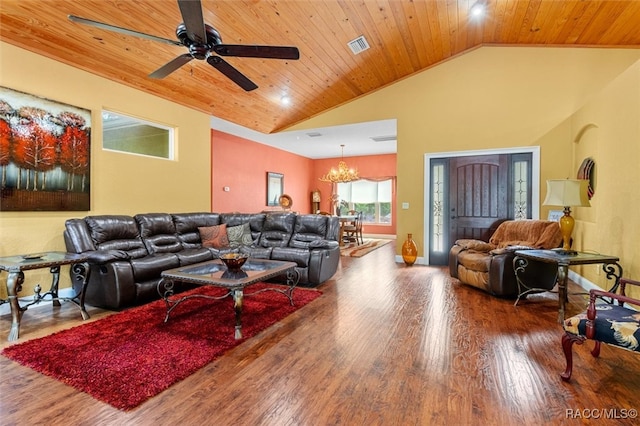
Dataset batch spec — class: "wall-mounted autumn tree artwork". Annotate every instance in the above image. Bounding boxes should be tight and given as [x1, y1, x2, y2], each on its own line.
[0, 87, 91, 211]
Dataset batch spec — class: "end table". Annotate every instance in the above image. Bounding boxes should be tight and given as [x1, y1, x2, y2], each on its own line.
[0, 251, 91, 341]
[513, 249, 622, 323]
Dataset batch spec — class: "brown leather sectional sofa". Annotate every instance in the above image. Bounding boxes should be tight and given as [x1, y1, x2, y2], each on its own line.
[64, 212, 340, 309]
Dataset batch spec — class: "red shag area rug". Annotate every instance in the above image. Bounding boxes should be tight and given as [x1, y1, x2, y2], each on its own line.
[1, 284, 321, 411]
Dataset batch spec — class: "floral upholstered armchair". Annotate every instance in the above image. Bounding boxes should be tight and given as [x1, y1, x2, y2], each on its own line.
[448, 220, 562, 298]
[561, 277, 640, 381]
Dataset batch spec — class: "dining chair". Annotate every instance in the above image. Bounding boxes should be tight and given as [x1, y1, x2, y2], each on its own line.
[343, 211, 363, 245]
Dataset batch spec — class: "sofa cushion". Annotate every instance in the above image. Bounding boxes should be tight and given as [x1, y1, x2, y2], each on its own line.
[130, 253, 180, 282]
[271, 247, 311, 267]
[239, 246, 273, 259]
[84, 215, 148, 259]
[258, 213, 296, 248]
[135, 213, 183, 255]
[227, 223, 253, 247]
[220, 213, 266, 241]
[458, 251, 491, 273]
[454, 239, 494, 252]
[457, 266, 490, 292]
[172, 213, 221, 249]
[199, 224, 229, 248]
[288, 214, 329, 249]
[175, 248, 213, 265]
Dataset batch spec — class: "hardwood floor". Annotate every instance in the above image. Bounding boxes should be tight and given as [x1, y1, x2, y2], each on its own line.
[1, 241, 639, 425]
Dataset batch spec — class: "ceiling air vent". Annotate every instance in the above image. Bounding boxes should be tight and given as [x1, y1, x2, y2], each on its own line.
[370, 135, 397, 142]
[348, 36, 370, 55]
[306, 132, 322, 138]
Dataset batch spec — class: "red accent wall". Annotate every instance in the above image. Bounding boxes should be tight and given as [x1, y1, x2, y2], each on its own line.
[211, 129, 397, 235]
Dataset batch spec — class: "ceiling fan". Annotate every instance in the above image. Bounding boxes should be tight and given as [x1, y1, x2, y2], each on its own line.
[68, 0, 300, 91]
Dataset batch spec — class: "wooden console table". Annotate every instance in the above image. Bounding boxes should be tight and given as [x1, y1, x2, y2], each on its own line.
[513, 249, 622, 323]
[0, 251, 91, 341]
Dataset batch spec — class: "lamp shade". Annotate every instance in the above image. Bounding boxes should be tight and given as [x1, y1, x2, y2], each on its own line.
[543, 179, 591, 207]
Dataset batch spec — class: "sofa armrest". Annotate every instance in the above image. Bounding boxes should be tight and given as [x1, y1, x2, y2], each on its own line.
[454, 239, 494, 252]
[489, 245, 533, 256]
[307, 245, 340, 284]
[449, 244, 465, 278]
[487, 251, 519, 297]
[309, 239, 339, 250]
[85, 249, 130, 264]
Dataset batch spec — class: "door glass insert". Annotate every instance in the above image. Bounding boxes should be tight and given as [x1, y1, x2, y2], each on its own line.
[431, 162, 445, 253]
[513, 160, 528, 219]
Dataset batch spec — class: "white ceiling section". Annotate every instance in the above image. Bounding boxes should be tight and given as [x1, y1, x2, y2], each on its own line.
[211, 117, 397, 160]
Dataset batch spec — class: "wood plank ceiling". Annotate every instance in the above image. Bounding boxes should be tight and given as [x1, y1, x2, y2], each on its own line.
[1, 1, 640, 134]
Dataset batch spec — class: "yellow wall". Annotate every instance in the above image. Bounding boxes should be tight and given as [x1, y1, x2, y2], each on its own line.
[0, 42, 211, 296]
[567, 60, 640, 289]
[289, 46, 640, 282]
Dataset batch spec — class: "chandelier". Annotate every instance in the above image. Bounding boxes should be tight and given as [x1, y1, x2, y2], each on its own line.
[319, 145, 359, 183]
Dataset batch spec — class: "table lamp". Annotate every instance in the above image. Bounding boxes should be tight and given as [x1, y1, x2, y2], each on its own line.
[543, 179, 591, 255]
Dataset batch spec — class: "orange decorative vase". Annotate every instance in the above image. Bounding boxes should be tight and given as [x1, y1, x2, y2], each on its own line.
[401, 233, 418, 266]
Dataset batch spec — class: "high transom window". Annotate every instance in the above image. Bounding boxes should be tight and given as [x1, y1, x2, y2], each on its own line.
[102, 110, 174, 159]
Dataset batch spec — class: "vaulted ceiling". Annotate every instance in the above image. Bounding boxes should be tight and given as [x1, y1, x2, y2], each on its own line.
[1, 1, 640, 135]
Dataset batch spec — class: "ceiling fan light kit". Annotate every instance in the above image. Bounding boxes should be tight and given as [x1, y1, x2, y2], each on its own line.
[68, 0, 299, 91]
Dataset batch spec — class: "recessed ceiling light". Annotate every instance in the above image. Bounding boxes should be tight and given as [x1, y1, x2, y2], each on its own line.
[280, 95, 291, 106]
[470, 2, 486, 18]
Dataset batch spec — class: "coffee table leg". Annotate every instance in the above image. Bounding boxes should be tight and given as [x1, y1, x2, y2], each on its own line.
[233, 289, 244, 339]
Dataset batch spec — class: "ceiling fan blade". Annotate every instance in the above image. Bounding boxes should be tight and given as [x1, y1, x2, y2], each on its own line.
[149, 54, 194, 79]
[68, 15, 181, 47]
[206, 56, 258, 91]
[213, 45, 300, 60]
[177, 0, 206, 44]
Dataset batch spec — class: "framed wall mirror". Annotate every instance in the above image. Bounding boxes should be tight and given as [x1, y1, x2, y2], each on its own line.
[267, 172, 283, 206]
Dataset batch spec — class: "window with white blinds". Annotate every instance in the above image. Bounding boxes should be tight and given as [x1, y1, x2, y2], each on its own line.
[337, 179, 392, 224]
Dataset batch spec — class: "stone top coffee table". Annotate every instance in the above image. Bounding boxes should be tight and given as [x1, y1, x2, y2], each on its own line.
[158, 258, 300, 339]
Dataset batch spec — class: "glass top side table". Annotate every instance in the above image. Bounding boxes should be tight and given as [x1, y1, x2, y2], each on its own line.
[0, 251, 91, 341]
[513, 249, 622, 323]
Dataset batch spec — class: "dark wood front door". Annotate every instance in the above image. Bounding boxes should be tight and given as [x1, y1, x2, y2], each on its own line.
[428, 152, 532, 265]
[449, 154, 509, 243]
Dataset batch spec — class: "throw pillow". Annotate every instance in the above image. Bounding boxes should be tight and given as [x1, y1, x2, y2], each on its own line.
[199, 224, 229, 248]
[227, 223, 253, 247]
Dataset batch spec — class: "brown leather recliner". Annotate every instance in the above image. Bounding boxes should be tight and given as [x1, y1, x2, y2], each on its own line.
[449, 220, 562, 298]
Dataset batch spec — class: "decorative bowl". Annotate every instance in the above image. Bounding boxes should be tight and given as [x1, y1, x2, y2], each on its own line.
[219, 253, 249, 271]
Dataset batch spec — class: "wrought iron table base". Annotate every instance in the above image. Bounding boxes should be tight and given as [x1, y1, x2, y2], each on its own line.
[158, 269, 300, 339]
[513, 252, 622, 323]
[1, 262, 91, 341]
